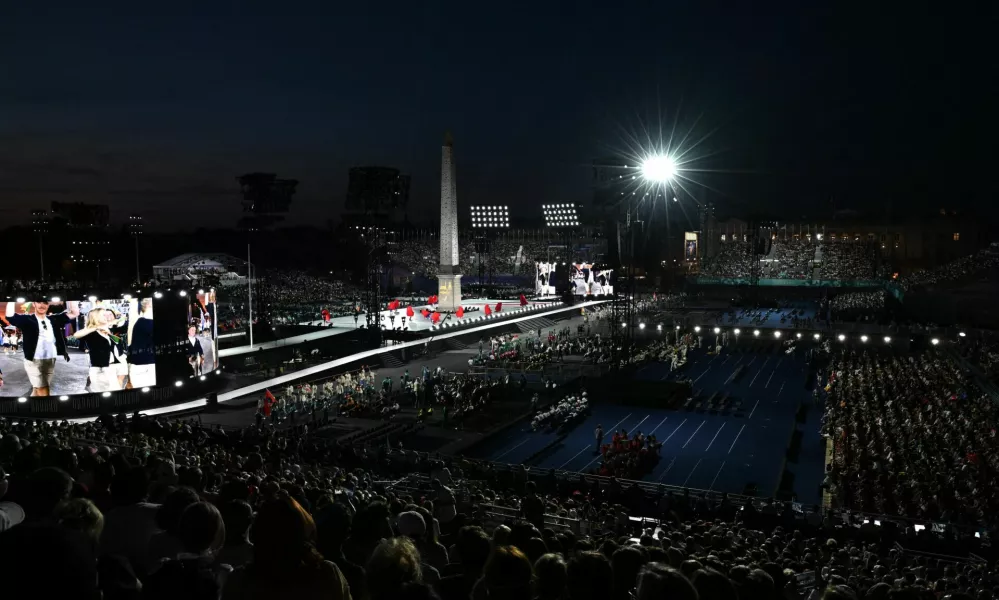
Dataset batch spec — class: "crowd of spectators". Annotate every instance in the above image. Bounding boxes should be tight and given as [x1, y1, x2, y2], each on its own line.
[597, 427, 662, 479]
[819, 243, 880, 281]
[532, 392, 589, 432]
[390, 236, 594, 279]
[701, 241, 752, 278]
[827, 290, 886, 323]
[899, 250, 999, 291]
[1, 389, 997, 599]
[820, 347, 999, 527]
[701, 239, 884, 282]
[762, 239, 816, 280]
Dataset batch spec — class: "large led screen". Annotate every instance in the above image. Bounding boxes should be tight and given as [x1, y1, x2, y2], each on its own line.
[0, 297, 156, 397]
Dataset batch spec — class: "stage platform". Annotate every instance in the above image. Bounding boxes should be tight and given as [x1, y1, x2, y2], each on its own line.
[63, 299, 609, 422]
[219, 297, 582, 358]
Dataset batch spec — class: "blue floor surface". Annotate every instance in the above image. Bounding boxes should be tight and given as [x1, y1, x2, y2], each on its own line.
[469, 346, 824, 504]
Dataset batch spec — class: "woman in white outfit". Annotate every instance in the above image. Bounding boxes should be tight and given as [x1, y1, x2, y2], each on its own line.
[72, 308, 122, 393]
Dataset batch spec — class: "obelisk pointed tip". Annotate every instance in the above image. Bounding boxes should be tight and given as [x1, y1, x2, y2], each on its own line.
[444, 131, 454, 147]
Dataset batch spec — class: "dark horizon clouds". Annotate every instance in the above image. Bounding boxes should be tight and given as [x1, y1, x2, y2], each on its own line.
[1, 2, 993, 231]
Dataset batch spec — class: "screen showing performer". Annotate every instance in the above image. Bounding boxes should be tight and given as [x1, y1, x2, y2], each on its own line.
[0, 297, 155, 397]
[684, 231, 698, 261]
[188, 290, 217, 375]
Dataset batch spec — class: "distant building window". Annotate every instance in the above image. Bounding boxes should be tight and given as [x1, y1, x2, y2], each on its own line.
[953, 232, 960, 241]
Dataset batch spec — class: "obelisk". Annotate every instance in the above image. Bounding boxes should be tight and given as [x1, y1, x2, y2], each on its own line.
[437, 132, 462, 312]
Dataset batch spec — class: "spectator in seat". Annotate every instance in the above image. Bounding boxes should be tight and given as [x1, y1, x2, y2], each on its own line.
[145, 501, 229, 600]
[223, 494, 351, 600]
[215, 499, 254, 570]
[634, 563, 698, 600]
[567, 551, 613, 600]
[472, 545, 534, 600]
[534, 553, 568, 600]
[367, 536, 424, 600]
[147, 485, 200, 565]
[101, 466, 160, 577]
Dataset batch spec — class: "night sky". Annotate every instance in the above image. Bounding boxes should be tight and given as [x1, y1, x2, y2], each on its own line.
[2, 2, 993, 231]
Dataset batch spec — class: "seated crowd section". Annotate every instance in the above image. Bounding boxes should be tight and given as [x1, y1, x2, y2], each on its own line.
[1, 390, 995, 600]
[701, 238, 885, 282]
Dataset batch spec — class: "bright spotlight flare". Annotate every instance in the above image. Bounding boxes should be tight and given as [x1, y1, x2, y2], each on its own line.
[641, 155, 678, 182]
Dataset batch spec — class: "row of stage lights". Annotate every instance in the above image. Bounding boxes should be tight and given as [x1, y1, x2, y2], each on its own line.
[16, 368, 224, 404]
[428, 303, 545, 331]
[11, 288, 208, 304]
[624, 323, 956, 347]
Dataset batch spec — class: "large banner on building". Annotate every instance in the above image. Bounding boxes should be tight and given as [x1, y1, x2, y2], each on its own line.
[684, 232, 698, 261]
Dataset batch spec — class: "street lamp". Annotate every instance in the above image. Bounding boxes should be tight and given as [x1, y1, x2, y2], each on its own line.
[642, 155, 677, 182]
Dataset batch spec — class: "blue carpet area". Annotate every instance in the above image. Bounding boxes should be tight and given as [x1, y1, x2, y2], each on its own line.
[468, 346, 825, 504]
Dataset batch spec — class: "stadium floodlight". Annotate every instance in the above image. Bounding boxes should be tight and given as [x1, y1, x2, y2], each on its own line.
[639, 322, 646, 329]
[17, 397, 27, 404]
[861, 335, 868, 343]
[675, 325, 680, 330]
[470, 205, 510, 229]
[796, 333, 802, 339]
[838, 334, 846, 341]
[542, 203, 581, 227]
[59, 395, 69, 401]
[642, 155, 677, 182]
[694, 326, 701, 333]
[958, 332, 966, 337]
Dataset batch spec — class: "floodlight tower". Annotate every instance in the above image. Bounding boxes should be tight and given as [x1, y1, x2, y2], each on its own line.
[469, 205, 510, 296]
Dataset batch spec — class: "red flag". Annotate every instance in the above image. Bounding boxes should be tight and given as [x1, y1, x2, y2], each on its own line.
[264, 389, 275, 403]
[421, 309, 431, 318]
[387, 299, 400, 311]
[321, 309, 330, 322]
[431, 312, 441, 324]
[484, 304, 492, 316]
[431, 295, 438, 305]
[456, 306, 465, 318]
[519, 294, 528, 306]
[495, 302, 503, 312]
[406, 305, 415, 318]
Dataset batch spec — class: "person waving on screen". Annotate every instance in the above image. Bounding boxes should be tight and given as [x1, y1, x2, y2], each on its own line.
[4, 299, 80, 397]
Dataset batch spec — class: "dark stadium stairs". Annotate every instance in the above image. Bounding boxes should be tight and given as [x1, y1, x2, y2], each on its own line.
[516, 317, 557, 334]
[380, 353, 405, 369]
[445, 338, 470, 351]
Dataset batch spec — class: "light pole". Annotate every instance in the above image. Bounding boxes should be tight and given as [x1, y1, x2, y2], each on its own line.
[247, 243, 254, 348]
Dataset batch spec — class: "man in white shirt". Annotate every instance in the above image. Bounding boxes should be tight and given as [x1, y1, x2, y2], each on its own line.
[5, 300, 80, 396]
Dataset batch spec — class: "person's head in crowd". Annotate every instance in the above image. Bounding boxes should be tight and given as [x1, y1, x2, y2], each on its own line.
[353, 500, 394, 544]
[366, 537, 424, 600]
[155, 486, 200, 536]
[24, 466, 73, 522]
[315, 501, 352, 558]
[680, 559, 703, 578]
[0, 524, 101, 600]
[636, 563, 698, 600]
[612, 545, 648, 600]
[567, 551, 614, 600]
[492, 524, 511, 546]
[220, 499, 253, 546]
[454, 525, 492, 576]
[176, 501, 225, 557]
[177, 466, 204, 494]
[474, 545, 534, 600]
[55, 498, 104, 548]
[821, 585, 859, 600]
[524, 536, 548, 564]
[691, 567, 738, 600]
[535, 553, 568, 600]
[730, 566, 774, 600]
[249, 494, 324, 579]
[112, 466, 149, 506]
[398, 510, 427, 540]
